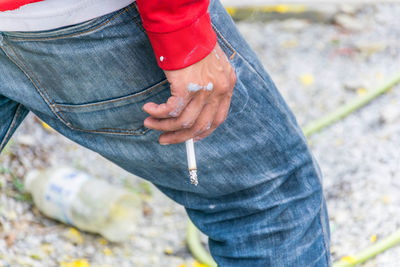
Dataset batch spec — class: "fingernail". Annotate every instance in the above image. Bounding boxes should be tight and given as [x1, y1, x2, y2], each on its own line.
[144, 103, 156, 110]
[160, 142, 169, 145]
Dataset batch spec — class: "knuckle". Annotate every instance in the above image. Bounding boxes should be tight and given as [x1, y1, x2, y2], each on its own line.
[197, 122, 211, 134]
[231, 71, 237, 84]
[193, 124, 204, 134]
[220, 80, 230, 91]
[169, 110, 180, 117]
[168, 107, 183, 118]
[181, 119, 194, 129]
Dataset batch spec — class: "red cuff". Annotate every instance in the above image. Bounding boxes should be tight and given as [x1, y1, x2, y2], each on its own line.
[145, 11, 217, 71]
[0, 0, 44, 11]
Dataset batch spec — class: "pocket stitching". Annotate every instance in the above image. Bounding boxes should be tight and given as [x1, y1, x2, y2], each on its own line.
[56, 79, 168, 110]
[211, 23, 236, 56]
[128, 3, 146, 33]
[67, 124, 151, 136]
[3, 39, 74, 128]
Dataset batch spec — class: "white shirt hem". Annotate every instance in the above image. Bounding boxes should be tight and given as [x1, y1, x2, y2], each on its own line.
[0, 0, 135, 32]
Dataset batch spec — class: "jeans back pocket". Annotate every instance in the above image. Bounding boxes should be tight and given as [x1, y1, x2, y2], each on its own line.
[3, 2, 167, 136]
[54, 80, 171, 135]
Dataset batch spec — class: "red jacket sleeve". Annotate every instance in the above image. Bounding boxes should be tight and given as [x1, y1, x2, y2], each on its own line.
[136, 0, 217, 70]
[0, 0, 43, 11]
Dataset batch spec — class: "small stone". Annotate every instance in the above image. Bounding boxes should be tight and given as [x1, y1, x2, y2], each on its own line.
[16, 135, 36, 147]
[380, 105, 400, 124]
[280, 19, 309, 32]
[339, 4, 360, 15]
[334, 14, 365, 31]
[343, 79, 368, 92]
[40, 243, 55, 254]
[356, 42, 387, 56]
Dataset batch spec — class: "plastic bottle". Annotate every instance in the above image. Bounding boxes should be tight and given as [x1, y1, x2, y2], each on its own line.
[24, 166, 142, 242]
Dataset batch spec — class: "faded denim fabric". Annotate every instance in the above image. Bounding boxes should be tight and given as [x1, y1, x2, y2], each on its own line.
[0, 0, 331, 266]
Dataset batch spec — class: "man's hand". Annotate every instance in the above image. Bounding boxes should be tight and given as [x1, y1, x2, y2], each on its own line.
[143, 43, 237, 145]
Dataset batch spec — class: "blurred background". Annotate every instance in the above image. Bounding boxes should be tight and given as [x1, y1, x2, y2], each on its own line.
[1, 1, 400, 266]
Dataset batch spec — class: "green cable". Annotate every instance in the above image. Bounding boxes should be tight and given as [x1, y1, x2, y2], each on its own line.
[333, 230, 400, 267]
[186, 72, 400, 266]
[303, 74, 400, 137]
[187, 220, 217, 267]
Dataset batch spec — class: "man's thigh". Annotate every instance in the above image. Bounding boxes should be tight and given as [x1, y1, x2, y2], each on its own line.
[0, 1, 331, 266]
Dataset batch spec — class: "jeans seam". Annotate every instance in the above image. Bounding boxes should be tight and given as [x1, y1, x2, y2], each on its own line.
[211, 23, 236, 56]
[318, 197, 331, 266]
[55, 79, 168, 109]
[211, 23, 275, 90]
[69, 126, 151, 135]
[6, 7, 131, 42]
[3, 39, 74, 127]
[0, 104, 22, 152]
[129, 3, 146, 33]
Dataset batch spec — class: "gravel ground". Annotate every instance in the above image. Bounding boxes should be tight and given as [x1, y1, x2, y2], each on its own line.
[1, 3, 400, 267]
[237, 3, 400, 266]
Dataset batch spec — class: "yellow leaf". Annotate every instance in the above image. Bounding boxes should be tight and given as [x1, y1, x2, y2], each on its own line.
[275, 5, 289, 13]
[60, 259, 90, 267]
[225, 7, 236, 16]
[341, 255, 357, 264]
[63, 227, 85, 245]
[178, 265, 187, 267]
[193, 261, 208, 267]
[357, 88, 367, 96]
[261, 5, 306, 14]
[97, 238, 108, 246]
[41, 121, 54, 132]
[41, 243, 54, 254]
[382, 195, 391, 204]
[307, 139, 312, 147]
[30, 254, 41, 260]
[282, 40, 299, 48]
[370, 234, 377, 243]
[164, 247, 174, 255]
[102, 248, 113, 256]
[300, 74, 315, 86]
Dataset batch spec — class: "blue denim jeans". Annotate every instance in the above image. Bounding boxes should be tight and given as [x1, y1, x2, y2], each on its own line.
[0, 0, 331, 266]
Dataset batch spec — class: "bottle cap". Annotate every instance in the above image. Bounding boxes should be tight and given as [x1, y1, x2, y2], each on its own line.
[24, 169, 40, 193]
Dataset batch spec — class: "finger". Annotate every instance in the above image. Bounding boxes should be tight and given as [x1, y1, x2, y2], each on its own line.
[194, 95, 232, 142]
[144, 90, 211, 132]
[158, 98, 220, 144]
[143, 95, 187, 119]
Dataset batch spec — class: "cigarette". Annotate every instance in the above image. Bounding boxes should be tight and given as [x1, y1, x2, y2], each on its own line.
[185, 138, 198, 186]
